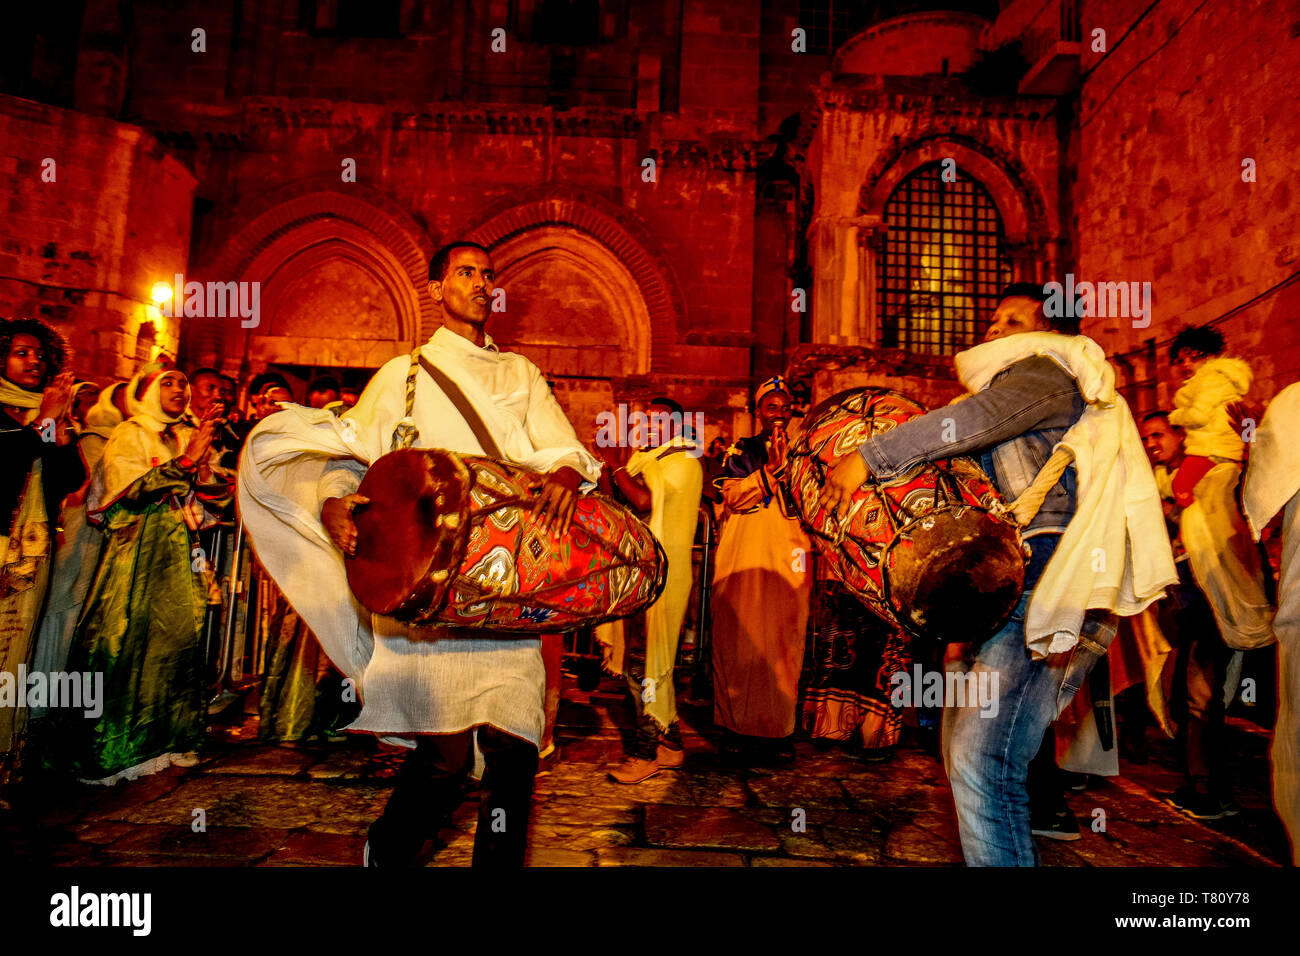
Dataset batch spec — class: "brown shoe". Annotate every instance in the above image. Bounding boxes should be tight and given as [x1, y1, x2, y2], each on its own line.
[607, 755, 660, 784]
[657, 744, 685, 769]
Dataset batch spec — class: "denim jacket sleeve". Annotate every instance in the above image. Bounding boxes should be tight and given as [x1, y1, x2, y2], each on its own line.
[858, 356, 1083, 480]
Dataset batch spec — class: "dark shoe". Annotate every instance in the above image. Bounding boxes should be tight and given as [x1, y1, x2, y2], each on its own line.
[1166, 786, 1241, 821]
[1030, 808, 1082, 841]
[861, 745, 897, 764]
[1061, 771, 1089, 791]
[365, 817, 424, 867]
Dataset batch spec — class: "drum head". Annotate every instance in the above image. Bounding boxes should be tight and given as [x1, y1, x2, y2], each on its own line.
[884, 508, 1025, 644]
[346, 449, 472, 620]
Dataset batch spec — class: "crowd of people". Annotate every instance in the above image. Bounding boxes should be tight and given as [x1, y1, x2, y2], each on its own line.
[0, 257, 1297, 868]
[0, 326, 364, 795]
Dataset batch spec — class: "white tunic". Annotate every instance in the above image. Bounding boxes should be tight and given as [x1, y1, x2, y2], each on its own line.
[238, 328, 600, 750]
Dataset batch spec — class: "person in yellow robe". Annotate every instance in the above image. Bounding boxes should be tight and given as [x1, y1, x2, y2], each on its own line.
[603, 398, 703, 784]
[711, 376, 812, 765]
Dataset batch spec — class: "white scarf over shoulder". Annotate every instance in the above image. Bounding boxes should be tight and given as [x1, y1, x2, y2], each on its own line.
[1243, 381, 1300, 540]
[955, 332, 1177, 658]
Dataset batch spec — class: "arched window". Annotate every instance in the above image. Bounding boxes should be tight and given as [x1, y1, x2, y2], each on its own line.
[876, 161, 1012, 355]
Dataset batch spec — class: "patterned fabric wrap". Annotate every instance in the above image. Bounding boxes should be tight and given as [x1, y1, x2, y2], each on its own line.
[355, 449, 667, 632]
[784, 387, 1016, 635]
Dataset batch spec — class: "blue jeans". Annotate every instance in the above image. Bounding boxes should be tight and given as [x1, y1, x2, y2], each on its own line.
[941, 588, 1114, 866]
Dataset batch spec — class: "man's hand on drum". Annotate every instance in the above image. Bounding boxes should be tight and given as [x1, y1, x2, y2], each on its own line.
[321, 493, 371, 556]
[817, 449, 869, 517]
[532, 466, 583, 537]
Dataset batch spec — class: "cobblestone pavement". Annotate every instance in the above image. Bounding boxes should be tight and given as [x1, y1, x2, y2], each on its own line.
[1, 676, 1289, 867]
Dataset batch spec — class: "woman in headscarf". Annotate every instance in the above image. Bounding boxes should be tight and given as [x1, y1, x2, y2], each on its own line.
[0, 318, 82, 795]
[55, 365, 230, 785]
[710, 376, 814, 765]
[30, 382, 127, 712]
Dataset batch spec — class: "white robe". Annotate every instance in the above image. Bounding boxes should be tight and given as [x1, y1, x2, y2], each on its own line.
[237, 328, 600, 751]
[1243, 381, 1300, 864]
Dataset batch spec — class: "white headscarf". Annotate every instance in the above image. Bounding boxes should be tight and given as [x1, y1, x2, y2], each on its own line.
[127, 364, 188, 432]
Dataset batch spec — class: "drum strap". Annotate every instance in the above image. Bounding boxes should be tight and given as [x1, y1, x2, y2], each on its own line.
[397, 348, 507, 459]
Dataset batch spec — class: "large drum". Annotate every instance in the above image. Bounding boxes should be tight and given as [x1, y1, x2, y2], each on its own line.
[784, 388, 1025, 644]
[346, 449, 667, 632]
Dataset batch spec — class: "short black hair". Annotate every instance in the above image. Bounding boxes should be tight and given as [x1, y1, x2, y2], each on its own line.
[1141, 409, 1184, 432]
[248, 372, 291, 398]
[188, 366, 222, 384]
[996, 282, 1080, 336]
[429, 241, 492, 282]
[649, 396, 684, 418]
[0, 317, 68, 388]
[308, 375, 341, 395]
[997, 282, 1049, 306]
[1169, 325, 1225, 362]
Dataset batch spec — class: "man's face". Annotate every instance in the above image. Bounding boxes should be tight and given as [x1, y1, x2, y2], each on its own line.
[1140, 417, 1183, 467]
[190, 373, 223, 415]
[308, 387, 339, 409]
[218, 378, 237, 407]
[1172, 349, 1208, 384]
[649, 402, 680, 441]
[256, 386, 292, 418]
[757, 391, 792, 433]
[984, 297, 1053, 343]
[431, 247, 494, 327]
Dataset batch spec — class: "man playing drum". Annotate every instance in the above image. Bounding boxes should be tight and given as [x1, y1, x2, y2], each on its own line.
[818, 283, 1175, 866]
[238, 241, 601, 867]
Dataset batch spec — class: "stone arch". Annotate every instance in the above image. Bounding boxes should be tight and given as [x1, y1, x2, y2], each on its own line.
[859, 134, 1054, 279]
[189, 184, 435, 373]
[486, 227, 652, 376]
[456, 187, 684, 374]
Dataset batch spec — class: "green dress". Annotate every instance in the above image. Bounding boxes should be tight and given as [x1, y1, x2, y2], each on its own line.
[59, 456, 225, 782]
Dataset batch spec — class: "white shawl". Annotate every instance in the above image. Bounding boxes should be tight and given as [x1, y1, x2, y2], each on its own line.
[956, 333, 1177, 658]
[1243, 381, 1300, 540]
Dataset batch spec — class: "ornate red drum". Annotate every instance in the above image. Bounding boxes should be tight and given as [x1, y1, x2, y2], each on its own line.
[784, 388, 1026, 644]
[346, 449, 667, 632]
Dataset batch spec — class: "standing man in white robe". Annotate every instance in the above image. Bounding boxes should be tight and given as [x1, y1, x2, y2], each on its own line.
[239, 241, 600, 866]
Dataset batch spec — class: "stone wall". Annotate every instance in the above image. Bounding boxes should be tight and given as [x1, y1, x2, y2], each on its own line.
[1075, 0, 1300, 411]
[0, 94, 195, 382]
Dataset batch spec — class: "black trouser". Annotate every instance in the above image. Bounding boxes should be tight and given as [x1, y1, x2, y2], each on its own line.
[622, 616, 681, 759]
[1160, 562, 1234, 796]
[370, 725, 539, 867]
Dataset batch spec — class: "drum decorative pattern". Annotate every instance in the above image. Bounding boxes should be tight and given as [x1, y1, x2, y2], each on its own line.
[349, 449, 667, 633]
[784, 388, 1022, 639]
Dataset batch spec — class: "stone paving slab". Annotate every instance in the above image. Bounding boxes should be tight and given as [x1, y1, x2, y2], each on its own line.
[1, 673, 1288, 868]
[103, 824, 290, 862]
[643, 805, 782, 852]
[263, 829, 367, 866]
[594, 847, 747, 867]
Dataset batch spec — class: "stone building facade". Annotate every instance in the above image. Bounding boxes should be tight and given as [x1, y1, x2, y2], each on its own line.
[2, 0, 1296, 445]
